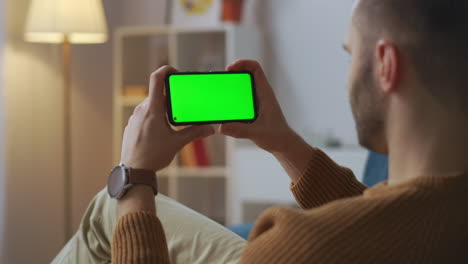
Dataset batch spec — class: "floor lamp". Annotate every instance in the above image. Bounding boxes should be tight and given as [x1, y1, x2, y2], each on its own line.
[24, 0, 108, 239]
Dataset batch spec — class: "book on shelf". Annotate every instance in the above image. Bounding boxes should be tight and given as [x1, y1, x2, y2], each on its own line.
[180, 138, 211, 167]
[192, 139, 210, 167]
[123, 85, 148, 97]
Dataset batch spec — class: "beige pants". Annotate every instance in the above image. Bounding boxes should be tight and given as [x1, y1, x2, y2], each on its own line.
[52, 188, 246, 264]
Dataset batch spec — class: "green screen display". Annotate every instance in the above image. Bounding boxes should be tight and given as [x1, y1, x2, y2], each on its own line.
[167, 72, 256, 125]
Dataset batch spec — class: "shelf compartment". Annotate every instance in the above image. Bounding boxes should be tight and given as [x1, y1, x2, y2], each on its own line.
[177, 176, 226, 225]
[122, 34, 169, 88]
[120, 95, 147, 107]
[175, 31, 226, 71]
[177, 167, 226, 178]
[157, 175, 169, 196]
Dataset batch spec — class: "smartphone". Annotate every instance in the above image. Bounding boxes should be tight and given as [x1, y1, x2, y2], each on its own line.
[165, 71, 257, 126]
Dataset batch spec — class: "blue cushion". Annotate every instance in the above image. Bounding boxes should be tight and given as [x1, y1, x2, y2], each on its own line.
[362, 151, 389, 187]
[226, 223, 255, 240]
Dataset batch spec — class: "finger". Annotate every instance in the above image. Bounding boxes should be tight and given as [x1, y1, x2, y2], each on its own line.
[219, 123, 254, 139]
[178, 125, 215, 146]
[226, 59, 267, 79]
[226, 59, 266, 77]
[226, 60, 273, 98]
[148, 65, 177, 115]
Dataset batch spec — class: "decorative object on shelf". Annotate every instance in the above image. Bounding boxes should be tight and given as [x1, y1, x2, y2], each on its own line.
[325, 131, 343, 148]
[171, 0, 222, 27]
[123, 85, 148, 97]
[222, 0, 244, 23]
[198, 38, 224, 71]
[24, 0, 108, 240]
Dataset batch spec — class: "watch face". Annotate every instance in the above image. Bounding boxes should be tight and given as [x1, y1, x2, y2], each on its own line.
[108, 166, 127, 198]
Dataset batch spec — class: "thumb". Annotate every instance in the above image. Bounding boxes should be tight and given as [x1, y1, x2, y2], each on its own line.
[219, 123, 253, 139]
[178, 125, 215, 145]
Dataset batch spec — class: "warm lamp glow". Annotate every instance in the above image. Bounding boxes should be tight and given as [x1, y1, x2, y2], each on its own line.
[24, 0, 108, 44]
[23, 0, 108, 240]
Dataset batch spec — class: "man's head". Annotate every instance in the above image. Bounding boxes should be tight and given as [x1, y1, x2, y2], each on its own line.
[344, 0, 468, 154]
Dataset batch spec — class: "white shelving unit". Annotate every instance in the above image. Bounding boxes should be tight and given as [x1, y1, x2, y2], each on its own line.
[230, 146, 368, 225]
[113, 25, 262, 224]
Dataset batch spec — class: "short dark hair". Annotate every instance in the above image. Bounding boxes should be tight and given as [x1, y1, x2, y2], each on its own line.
[356, 0, 468, 114]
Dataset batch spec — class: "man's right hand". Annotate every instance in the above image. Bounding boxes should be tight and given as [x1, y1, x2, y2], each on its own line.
[221, 60, 314, 183]
[220, 60, 297, 154]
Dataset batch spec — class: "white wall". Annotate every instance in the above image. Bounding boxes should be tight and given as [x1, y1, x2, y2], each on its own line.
[254, 0, 357, 146]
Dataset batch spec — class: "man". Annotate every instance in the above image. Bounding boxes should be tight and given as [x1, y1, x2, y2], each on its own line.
[56, 0, 468, 263]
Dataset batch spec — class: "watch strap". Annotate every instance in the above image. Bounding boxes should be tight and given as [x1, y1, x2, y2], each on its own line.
[128, 168, 158, 195]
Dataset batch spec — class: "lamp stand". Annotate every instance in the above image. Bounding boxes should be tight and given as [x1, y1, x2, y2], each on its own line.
[62, 36, 72, 239]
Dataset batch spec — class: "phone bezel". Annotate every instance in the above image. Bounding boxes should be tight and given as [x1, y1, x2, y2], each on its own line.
[165, 71, 258, 126]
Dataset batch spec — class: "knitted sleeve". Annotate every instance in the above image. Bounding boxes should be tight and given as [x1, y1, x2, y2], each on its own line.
[112, 211, 170, 264]
[291, 148, 367, 209]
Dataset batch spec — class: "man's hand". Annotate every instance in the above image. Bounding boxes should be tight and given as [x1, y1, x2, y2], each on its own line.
[220, 60, 297, 154]
[221, 60, 314, 182]
[120, 66, 215, 172]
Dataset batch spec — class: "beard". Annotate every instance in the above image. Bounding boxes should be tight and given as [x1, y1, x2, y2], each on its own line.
[350, 57, 387, 154]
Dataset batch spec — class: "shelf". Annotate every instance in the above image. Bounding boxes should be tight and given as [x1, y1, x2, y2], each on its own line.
[117, 24, 238, 36]
[116, 26, 169, 37]
[172, 26, 226, 34]
[177, 167, 226, 178]
[120, 96, 147, 107]
[157, 169, 170, 177]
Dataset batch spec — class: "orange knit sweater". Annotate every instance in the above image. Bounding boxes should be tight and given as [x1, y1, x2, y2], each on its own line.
[112, 149, 468, 263]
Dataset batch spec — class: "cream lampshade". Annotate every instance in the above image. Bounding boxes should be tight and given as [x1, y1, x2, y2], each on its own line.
[24, 0, 108, 239]
[24, 0, 108, 44]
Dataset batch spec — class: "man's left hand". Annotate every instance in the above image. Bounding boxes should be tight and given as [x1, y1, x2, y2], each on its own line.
[120, 66, 215, 172]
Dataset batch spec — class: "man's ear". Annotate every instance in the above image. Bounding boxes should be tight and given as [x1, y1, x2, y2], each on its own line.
[375, 40, 400, 94]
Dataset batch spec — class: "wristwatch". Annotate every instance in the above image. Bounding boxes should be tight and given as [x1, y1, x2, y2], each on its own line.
[107, 164, 158, 199]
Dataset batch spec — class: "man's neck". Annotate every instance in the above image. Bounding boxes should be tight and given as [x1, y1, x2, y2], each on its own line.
[387, 107, 468, 185]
